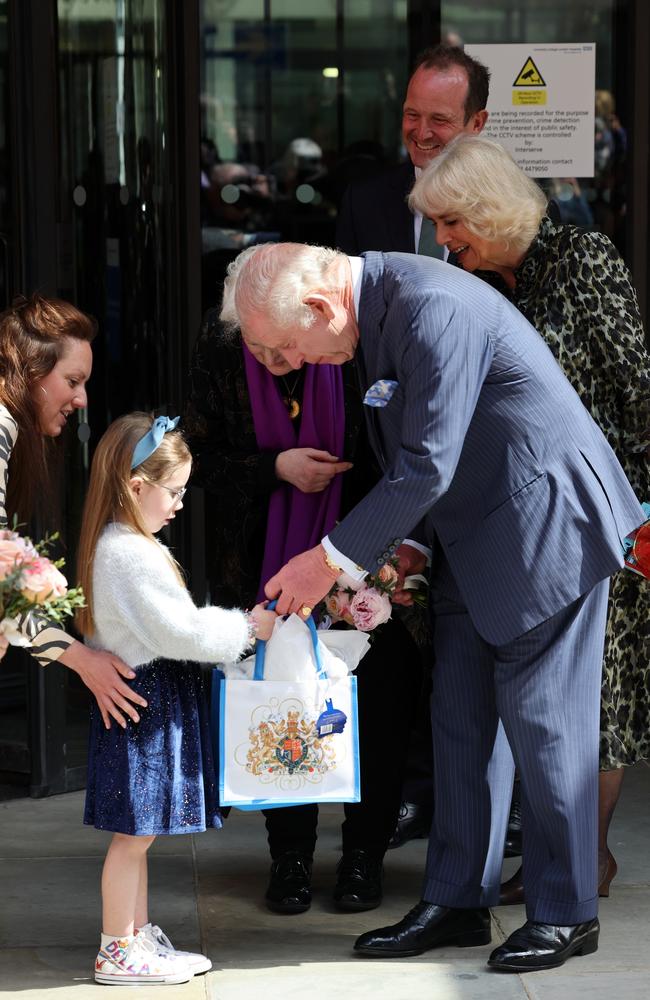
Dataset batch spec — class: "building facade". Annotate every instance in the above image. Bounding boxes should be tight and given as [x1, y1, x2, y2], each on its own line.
[0, 0, 648, 796]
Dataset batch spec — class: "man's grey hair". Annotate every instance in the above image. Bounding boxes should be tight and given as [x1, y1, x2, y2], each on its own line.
[220, 242, 345, 334]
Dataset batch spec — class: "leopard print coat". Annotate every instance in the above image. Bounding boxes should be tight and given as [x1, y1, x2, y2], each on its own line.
[510, 217, 650, 768]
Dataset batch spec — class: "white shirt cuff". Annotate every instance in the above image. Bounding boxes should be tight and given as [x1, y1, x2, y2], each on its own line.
[403, 538, 432, 566]
[322, 536, 367, 582]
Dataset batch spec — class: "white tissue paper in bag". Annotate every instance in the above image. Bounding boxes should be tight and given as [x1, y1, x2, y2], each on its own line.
[222, 614, 370, 681]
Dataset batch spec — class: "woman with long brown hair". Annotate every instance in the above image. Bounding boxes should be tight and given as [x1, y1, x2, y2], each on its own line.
[0, 293, 146, 728]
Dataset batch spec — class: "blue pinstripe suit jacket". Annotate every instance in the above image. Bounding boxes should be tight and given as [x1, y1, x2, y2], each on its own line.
[329, 252, 645, 645]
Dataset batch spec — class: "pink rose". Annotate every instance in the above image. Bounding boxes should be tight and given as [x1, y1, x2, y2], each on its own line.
[376, 563, 399, 587]
[350, 587, 392, 632]
[0, 538, 27, 582]
[324, 589, 355, 625]
[20, 557, 69, 603]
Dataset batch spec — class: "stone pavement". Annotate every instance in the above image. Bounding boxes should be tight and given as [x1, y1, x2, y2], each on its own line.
[0, 762, 648, 1000]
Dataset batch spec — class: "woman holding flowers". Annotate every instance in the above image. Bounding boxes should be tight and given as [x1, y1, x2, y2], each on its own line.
[0, 293, 146, 728]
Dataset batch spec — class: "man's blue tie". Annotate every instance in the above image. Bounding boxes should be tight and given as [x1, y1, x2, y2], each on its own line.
[417, 216, 444, 259]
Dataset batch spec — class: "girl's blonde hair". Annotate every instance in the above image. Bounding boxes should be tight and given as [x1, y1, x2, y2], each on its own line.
[408, 134, 547, 255]
[75, 412, 191, 637]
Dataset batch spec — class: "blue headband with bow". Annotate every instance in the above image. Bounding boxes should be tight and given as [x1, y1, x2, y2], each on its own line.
[131, 415, 180, 470]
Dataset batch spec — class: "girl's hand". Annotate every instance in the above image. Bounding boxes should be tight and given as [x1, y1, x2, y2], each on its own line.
[0, 634, 9, 662]
[250, 603, 276, 642]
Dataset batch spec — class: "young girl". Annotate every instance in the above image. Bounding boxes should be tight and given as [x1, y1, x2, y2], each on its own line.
[76, 412, 275, 986]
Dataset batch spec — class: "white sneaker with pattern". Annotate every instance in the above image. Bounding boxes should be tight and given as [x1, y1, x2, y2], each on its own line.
[139, 923, 213, 975]
[95, 933, 192, 985]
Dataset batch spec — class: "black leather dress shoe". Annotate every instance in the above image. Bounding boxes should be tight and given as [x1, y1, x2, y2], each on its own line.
[265, 851, 313, 914]
[333, 849, 383, 911]
[488, 918, 599, 972]
[354, 900, 491, 957]
[504, 782, 522, 858]
[387, 801, 433, 849]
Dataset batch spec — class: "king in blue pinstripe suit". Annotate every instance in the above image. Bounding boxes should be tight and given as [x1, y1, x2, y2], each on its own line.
[220, 244, 645, 972]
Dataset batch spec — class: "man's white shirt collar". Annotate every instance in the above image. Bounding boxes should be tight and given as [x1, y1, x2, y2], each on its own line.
[349, 255, 364, 320]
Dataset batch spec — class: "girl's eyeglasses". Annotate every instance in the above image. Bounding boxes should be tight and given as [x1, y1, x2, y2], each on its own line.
[155, 483, 187, 503]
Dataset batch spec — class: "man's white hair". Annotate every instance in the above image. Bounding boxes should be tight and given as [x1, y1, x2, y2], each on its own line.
[220, 242, 345, 334]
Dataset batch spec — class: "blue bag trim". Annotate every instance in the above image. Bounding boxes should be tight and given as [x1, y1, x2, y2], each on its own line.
[253, 600, 327, 681]
[622, 501, 650, 554]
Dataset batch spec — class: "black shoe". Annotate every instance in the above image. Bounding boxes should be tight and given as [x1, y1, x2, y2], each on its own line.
[504, 782, 522, 858]
[353, 900, 491, 957]
[488, 918, 599, 972]
[265, 851, 313, 914]
[333, 849, 383, 912]
[387, 801, 432, 850]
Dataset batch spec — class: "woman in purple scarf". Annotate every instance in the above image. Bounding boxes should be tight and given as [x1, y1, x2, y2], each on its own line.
[186, 308, 425, 915]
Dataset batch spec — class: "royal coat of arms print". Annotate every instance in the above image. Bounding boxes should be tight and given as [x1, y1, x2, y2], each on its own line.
[219, 678, 360, 807]
[242, 697, 338, 786]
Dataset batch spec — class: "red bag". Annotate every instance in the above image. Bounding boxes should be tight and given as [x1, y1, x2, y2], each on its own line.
[623, 520, 650, 579]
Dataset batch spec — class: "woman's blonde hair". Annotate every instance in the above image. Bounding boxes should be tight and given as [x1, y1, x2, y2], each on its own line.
[408, 135, 547, 255]
[75, 412, 190, 636]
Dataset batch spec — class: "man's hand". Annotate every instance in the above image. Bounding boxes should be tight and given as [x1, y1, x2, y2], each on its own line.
[275, 448, 352, 494]
[392, 543, 428, 607]
[58, 640, 148, 730]
[264, 544, 340, 617]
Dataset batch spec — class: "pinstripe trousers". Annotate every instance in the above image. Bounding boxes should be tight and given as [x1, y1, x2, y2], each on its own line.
[422, 561, 609, 925]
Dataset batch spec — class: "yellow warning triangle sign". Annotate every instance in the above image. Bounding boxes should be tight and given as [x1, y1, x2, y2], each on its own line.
[513, 57, 546, 87]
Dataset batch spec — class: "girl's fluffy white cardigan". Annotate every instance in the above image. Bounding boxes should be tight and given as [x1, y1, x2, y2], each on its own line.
[87, 522, 250, 668]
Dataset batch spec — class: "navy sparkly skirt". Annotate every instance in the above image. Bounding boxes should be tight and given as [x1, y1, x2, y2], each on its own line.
[84, 660, 222, 836]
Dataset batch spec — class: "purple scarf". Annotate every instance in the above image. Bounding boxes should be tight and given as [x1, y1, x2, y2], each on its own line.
[243, 346, 345, 601]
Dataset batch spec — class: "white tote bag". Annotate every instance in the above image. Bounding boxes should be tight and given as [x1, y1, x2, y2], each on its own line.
[219, 612, 360, 810]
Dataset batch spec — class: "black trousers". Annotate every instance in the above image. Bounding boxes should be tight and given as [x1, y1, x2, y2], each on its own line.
[401, 654, 434, 806]
[263, 614, 425, 861]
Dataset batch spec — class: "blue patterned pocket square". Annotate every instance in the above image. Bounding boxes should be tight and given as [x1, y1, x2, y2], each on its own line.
[363, 379, 399, 407]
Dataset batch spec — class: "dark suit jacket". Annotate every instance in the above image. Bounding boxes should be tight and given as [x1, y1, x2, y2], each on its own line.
[336, 162, 416, 255]
[329, 253, 644, 645]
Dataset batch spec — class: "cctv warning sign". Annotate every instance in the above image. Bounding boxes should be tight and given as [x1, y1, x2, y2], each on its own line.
[465, 43, 596, 177]
[513, 57, 546, 87]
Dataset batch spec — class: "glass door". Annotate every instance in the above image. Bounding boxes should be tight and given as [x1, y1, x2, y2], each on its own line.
[54, 0, 174, 791]
[0, 0, 31, 799]
[58, 0, 173, 422]
[198, 0, 409, 312]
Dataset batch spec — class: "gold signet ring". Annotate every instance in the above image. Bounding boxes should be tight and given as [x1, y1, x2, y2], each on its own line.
[301, 606, 312, 617]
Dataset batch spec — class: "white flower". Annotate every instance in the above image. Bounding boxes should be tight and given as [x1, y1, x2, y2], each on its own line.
[0, 616, 33, 647]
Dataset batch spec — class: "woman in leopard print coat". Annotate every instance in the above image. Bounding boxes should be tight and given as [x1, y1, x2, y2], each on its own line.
[410, 135, 649, 896]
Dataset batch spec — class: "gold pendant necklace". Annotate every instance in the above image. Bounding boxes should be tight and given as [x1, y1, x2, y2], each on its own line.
[285, 397, 301, 419]
[279, 372, 303, 420]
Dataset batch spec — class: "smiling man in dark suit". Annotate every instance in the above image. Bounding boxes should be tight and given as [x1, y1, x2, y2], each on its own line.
[336, 45, 490, 259]
[218, 241, 645, 973]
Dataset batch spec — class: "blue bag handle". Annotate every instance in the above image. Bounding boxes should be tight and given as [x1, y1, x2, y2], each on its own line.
[253, 600, 327, 682]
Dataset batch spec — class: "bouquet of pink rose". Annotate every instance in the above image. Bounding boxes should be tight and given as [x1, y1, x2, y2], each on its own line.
[321, 561, 401, 633]
[0, 527, 85, 649]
